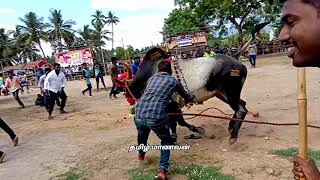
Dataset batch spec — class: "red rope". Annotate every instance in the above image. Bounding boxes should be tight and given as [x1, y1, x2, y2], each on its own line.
[168, 113, 320, 129]
[185, 107, 233, 120]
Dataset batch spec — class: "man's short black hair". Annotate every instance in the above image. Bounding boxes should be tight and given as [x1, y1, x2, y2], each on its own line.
[44, 68, 51, 72]
[8, 71, 14, 76]
[158, 61, 171, 73]
[54, 63, 60, 68]
[111, 57, 117, 63]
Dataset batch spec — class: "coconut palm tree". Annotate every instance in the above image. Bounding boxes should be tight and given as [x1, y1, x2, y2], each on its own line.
[13, 27, 40, 62]
[0, 28, 16, 59]
[47, 9, 76, 52]
[91, 10, 111, 63]
[17, 12, 48, 58]
[91, 10, 107, 30]
[92, 26, 111, 48]
[106, 11, 119, 54]
[78, 25, 95, 48]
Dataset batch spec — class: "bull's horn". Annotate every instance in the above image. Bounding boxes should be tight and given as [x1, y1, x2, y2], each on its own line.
[251, 22, 270, 37]
[233, 22, 270, 58]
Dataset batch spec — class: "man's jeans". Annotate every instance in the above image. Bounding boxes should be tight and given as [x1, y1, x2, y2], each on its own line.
[47, 89, 67, 115]
[249, 55, 256, 67]
[135, 118, 172, 172]
[95, 75, 107, 90]
[12, 89, 24, 106]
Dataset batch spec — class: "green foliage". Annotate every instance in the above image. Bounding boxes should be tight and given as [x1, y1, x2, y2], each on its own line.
[163, 8, 206, 37]
[52, 170, 81, 180]
[17, 12, 48, 58]
[273, 147, 320, 163]
[47, 9, 76, 51]
[207, 34, 223, 47]
[46, 55, 56, 64]
[129, 162, 234, 180]
[115, 45, 146, 60]
[115, 46, 126, 60]
[0, 9, 150, 65]
[174, 0, 282, 44]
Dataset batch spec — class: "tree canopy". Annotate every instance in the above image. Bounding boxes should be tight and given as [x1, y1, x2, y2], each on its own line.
[162, 8, 208, 37]
[172, 0, 282, 45]
[0, 9, 150, 66]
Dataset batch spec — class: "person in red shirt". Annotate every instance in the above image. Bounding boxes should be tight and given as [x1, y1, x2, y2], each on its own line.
[4, 72, 25, 108]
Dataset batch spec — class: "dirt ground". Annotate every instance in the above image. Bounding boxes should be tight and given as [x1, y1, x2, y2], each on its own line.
[0, 55, 320, 180]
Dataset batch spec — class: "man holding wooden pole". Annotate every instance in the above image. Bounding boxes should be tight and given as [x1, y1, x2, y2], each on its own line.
[278, 0, 320, 179]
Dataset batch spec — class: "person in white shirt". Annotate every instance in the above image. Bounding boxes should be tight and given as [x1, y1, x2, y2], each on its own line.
[44, 63, 67, 119]
[38, 68, 61, 111]
[248, 42, 257, 68]
[38, 68, 51, 93]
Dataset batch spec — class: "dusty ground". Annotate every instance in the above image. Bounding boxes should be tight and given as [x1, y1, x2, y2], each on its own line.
[0, 55, 320, 180]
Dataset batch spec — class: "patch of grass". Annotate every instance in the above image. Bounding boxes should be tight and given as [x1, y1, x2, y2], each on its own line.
[52, 170, 81, 180]
[273, 147, 320, 163]
[128, 167, 158, 180]
[129, 162, 234, 180]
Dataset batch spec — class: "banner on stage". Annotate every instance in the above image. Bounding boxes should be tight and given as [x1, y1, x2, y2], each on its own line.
[55, 48, 94, 67]
[177, 35, 193, 47]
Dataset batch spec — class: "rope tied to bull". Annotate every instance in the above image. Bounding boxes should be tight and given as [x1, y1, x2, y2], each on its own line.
[172, 57, 196, 109]
[168, 112, 320, 129]
[172, 57, 190, 93]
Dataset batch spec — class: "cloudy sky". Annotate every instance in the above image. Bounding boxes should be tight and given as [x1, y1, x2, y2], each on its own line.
[0, 0, 175, 56]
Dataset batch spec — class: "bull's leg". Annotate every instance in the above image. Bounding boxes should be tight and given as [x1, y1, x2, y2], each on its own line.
[168, 115, 178, 144]
[176, 113, 205, 134]
[228, 99, 248, 144]
[167, 101, 204, 143]
[214, 93, 239, 138]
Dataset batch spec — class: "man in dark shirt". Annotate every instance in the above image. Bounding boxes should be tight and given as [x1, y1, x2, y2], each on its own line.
[192, 46, 203, 58]
[93, 61, 107, 91]
[135, 61, 195, 180]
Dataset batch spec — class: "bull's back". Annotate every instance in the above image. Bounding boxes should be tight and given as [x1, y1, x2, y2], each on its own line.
[171, 57, 222, 107]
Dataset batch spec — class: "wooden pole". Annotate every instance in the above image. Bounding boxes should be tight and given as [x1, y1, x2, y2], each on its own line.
[100, 49, 107, 75]
[121, 37, 128, 61]
[297, 68, 308, 180]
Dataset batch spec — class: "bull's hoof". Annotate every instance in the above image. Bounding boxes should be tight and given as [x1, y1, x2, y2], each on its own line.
[229, 137, 238, 145]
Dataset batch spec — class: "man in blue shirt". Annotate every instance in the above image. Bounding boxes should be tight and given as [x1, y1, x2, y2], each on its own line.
[214, 45, 224, 54]
[93, 61, 107, 91]
[82, 63, 92, 96]
[135, 61, 195, 180]
[131, 57, 140, 76]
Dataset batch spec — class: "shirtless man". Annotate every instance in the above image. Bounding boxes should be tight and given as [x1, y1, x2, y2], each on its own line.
[278, 0, 320, 179]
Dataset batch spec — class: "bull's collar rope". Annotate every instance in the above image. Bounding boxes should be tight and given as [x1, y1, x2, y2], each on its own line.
[172, 57, 190, 93]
